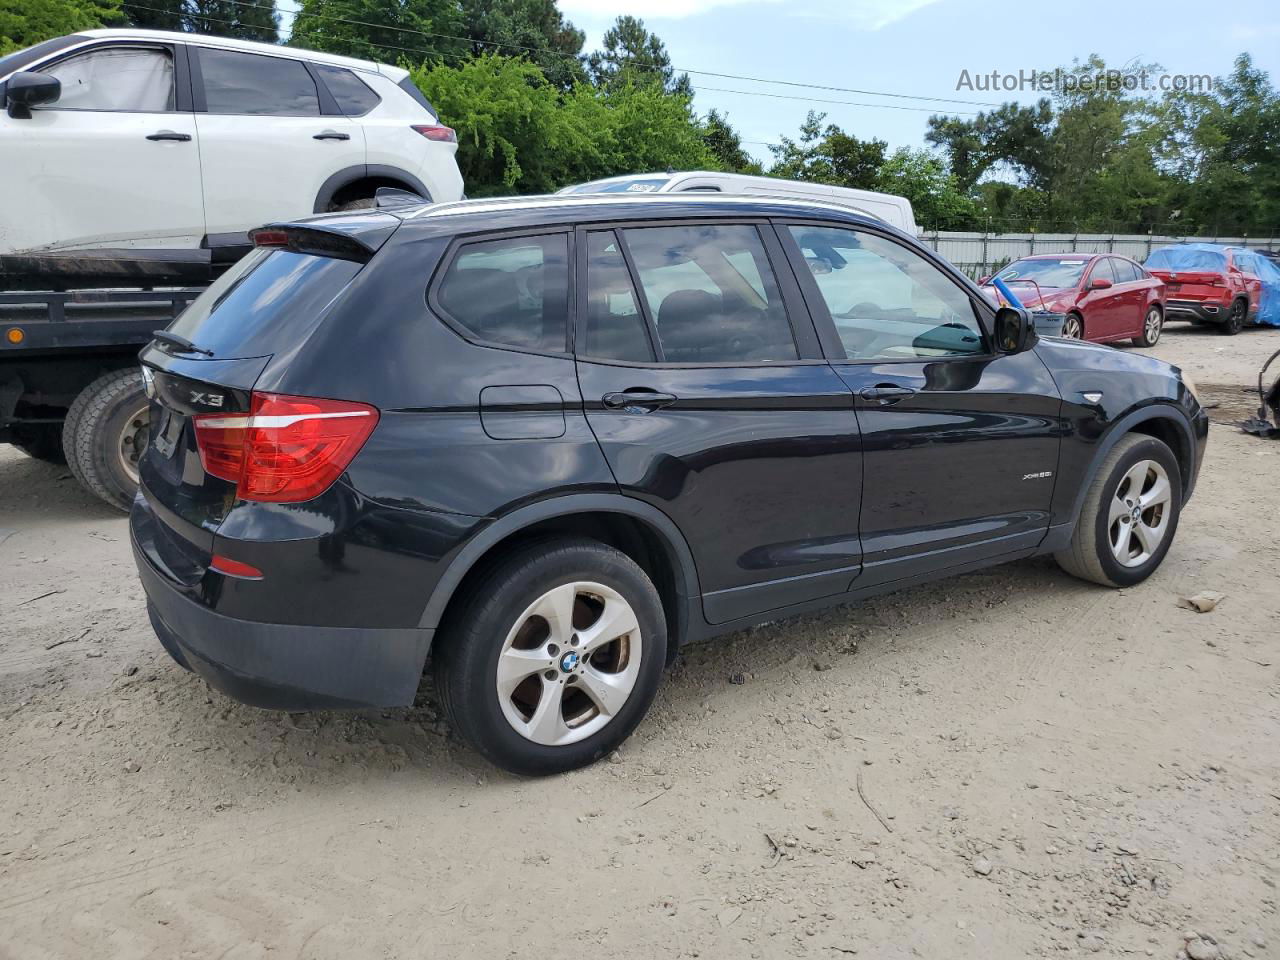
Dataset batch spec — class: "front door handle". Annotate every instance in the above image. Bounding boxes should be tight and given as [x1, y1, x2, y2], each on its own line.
[146, 130, 191, 142]
[313, 130, 351, 141]
[859, 384, 917, 405]
[602, 389, 678, 411]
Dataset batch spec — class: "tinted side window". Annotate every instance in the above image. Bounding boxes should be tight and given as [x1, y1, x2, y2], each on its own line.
[582, 231, 654, 363]
[437, 234, 569, 352]
[621, 224, 798, 363]
[45, 46, 174, 112]
[315, 64, 381, 116]
[1089, 258, 1115, 285]
[200, 49, 319, 116]
[789, 225, 985, 360]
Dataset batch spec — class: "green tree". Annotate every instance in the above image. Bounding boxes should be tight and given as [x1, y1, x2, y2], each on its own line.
[769, 111, 886, 189]
[411, 53, 716, 196]
[290, 0, 465, 63]
[186, 0, 278, 42]
[460, 0, 585, 88]
[588, 14, 690, 96]
[876, 148, 974, 229]
[121, 0, 183, 33]
[701, 108, 761, 174]
[1, 0, 121, 54]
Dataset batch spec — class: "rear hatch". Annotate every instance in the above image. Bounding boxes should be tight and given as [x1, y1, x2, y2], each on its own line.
[135, 217, 398, 584]
[1147, 268, 1224, 301]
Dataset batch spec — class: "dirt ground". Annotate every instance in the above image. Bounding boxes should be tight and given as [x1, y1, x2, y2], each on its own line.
[1, 323, 1277, 960]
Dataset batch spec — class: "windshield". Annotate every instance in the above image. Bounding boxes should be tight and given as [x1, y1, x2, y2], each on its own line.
[1145, 248, 1227, 272]
[995, 258, 1090, 288]
[560, 176, 672, 195]
[167, 249, 362, 358]
[0, 35, 86, 79]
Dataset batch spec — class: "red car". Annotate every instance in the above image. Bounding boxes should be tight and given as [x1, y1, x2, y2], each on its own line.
[1144, 244, 1262, 336]
[982, 253, 1166, 347]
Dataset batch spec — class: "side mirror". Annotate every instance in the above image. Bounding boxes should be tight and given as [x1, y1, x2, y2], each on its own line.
[5, 71, 61, 119]
[994, 306, 1036, 354]
[1089, 277, 1112, 290]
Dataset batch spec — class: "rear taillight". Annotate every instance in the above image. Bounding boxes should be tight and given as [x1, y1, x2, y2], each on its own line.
[411, 124, 456, 143]
[249, 228, 289, 247]
[193, 392, 378, 503]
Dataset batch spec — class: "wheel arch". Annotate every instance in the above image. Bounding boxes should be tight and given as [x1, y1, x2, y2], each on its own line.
[420, 495, 703, 662]
[313, 164, 432, 213]
[1068, 405, 1197, 527]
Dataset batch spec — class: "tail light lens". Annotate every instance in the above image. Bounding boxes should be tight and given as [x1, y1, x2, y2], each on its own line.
[411, 124, 456, 143]
[193, 392, 379, 503]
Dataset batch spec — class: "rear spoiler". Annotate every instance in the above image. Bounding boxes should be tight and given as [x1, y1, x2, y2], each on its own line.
[251, 212, 403, 264]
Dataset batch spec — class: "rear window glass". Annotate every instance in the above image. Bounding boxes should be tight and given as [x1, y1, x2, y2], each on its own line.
[436, 234, 569, 352]
[315, 64, 381, 116]
[168, 249, 361, 358]
[1145, 248, 1227, 272]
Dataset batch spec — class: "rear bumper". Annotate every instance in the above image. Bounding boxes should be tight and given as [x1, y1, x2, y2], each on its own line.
[1165, 299, 1225, 322]
[134, 531, 434, 711]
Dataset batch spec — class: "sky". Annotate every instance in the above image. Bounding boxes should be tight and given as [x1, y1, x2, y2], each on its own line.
[553, 0, 1280, 163]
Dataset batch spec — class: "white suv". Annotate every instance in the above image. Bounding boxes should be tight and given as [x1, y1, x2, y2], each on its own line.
[0, 29, 464, 256]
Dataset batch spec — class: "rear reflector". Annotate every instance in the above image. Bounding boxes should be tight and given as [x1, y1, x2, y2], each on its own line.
[411, 124, 456, 143]
[210, 554, 264, 579]
[249, 228, 290, 247]
[193, 392, 379, 503]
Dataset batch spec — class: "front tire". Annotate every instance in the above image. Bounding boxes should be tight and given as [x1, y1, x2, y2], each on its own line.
[1062, 313, 1084, 340]
[1133, 305, 1163, 347]
[62, 369, 149, 512]
[434, 539, 667, 776]
[1055, 433, 1182, 588]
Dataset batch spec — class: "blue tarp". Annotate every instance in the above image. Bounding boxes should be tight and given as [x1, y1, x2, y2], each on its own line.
[1145, 243, 1280, 327]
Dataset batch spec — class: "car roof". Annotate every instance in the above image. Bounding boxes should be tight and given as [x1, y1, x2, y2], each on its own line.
[1014, 253, 1110, 261]
[75, 29, 403, 79]
[399, 192, 902, 234]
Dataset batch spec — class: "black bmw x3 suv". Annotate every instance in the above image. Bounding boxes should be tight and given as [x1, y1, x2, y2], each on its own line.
[132, 194, 1208, 774]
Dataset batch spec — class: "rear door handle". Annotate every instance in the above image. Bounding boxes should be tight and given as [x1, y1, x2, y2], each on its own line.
[146, 130, 191, 142]
[313, 130, 351, 141]
[859, 385, 917, 405]
[602, 390, 677, 411]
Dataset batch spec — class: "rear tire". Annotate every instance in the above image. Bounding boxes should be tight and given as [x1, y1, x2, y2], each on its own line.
[63, 369, 149, 512]
[434, 538, 667, 776]
[1055, 433, 1182, 588]
[9, 424, 66, 463]
[1220, 299, 1246, 335]
[1133, 305, 1163, 347]
[333, 197, 375, 212]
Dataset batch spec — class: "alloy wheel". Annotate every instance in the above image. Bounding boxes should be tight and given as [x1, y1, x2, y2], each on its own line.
[495, 581, 643, 747]
[1107, 459, 1172, 567]
[1062, 315, 1083, 339]
[1143, 308, 1162, 344]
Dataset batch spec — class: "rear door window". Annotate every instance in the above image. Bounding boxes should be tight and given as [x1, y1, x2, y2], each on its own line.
[435, 234, 570, 353]
[199, 48, 319, 116]
[168, 249, 362, 359]
[620, 224, 798, 363]
[314, 64, 381, 116]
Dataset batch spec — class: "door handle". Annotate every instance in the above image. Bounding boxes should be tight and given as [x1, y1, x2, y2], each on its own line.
[602, 389, 678, 411]
[859, 384, 917, 405]
[146, 130, 191, 142]
[313, 130, 351, 141]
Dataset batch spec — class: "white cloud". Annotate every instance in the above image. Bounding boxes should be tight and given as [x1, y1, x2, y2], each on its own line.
[558, 0, 940, 30]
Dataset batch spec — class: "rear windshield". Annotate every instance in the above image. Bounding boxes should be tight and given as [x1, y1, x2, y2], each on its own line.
[996, 258, 1089, 287]
[1145, 248, 1227, 272]
[167, 249, 361, 359]
[560, 176, 672, 195]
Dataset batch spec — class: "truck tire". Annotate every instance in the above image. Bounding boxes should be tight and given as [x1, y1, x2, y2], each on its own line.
[10, 424, 66, 463]
[63, 369, 149, 512]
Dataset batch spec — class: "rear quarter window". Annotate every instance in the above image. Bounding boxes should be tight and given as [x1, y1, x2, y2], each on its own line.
[315, 64, 381, 116]
[434, 234, 570, 353]
[168, 249, 361, 359]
